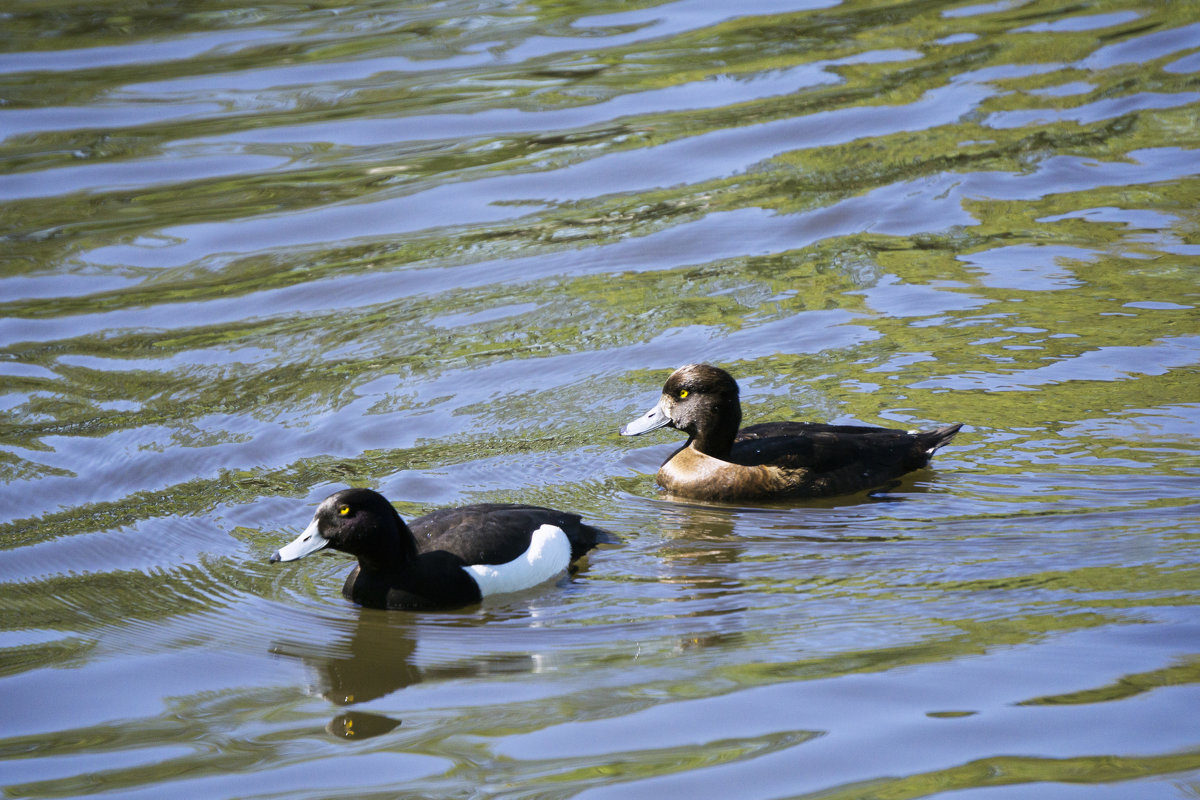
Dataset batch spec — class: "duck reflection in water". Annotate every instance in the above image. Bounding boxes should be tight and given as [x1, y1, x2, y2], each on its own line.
[272, 607, 557, 740]
[637, 487, 913, 657]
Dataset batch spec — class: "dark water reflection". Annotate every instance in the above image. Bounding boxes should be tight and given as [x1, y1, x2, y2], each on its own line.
[3, 0, 1200, 796]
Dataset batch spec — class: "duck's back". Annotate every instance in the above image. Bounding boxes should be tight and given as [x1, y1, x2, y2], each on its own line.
[410, 504, 608, 564]
[725, 422, 961, 497]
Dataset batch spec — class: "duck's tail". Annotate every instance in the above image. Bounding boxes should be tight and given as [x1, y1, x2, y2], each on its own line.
[918, 423, 962, 455]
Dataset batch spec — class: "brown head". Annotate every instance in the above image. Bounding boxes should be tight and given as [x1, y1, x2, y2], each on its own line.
[621, 363, 743, 457]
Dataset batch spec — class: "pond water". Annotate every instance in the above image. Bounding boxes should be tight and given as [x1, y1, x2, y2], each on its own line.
[2, 0, 1199, 797]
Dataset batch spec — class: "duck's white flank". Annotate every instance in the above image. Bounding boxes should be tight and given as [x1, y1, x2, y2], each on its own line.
[463, 524, 571, 597]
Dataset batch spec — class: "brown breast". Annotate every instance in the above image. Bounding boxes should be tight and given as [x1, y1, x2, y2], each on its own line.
[657, 444, 808, 501]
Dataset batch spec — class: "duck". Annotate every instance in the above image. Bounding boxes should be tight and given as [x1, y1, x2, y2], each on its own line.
[620, 363, 962, 502]
[270, 487, 610, 610]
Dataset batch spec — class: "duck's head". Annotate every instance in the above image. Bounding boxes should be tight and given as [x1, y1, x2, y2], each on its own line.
[271, 487, 415, 567]
[621, 364, 742, 449]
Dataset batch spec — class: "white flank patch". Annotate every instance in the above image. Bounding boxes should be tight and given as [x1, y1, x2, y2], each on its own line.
[463, 524, 571, 598]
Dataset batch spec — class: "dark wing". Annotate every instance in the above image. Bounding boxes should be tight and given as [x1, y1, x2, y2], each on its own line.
[730, 422, 961, 496]
[732, 422, 913, 467]
[410, 504, 609, 564]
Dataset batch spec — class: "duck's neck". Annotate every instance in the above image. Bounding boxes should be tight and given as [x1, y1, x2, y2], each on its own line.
[688, 403, 741, 459]
[357, 513, 419, 575]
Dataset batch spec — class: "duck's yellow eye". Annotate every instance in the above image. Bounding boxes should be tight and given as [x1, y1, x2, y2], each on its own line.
[678, 389, 689, 399]
[338, 505, 350, 516]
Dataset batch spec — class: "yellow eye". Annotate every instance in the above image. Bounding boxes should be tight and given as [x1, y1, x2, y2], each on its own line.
[338, 505, 350, 516]
[678, 389, 689, 399]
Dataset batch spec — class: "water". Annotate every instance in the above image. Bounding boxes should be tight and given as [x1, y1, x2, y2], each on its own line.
[2, 0, 1199, 796]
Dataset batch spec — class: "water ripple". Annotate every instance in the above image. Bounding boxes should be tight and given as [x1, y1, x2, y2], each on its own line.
[2, 0, 1199, 797]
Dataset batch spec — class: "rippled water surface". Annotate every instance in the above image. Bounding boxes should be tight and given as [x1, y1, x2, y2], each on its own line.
[3, 0, 1200, 797]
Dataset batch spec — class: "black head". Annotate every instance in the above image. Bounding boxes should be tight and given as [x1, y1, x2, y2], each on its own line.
[271, 488, 417, 570]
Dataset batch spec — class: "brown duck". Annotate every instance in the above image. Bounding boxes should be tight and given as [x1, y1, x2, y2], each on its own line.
[621, 364, 961, 502]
